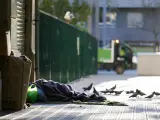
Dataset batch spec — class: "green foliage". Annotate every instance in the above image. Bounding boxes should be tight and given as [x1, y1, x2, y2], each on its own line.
[75, 22, 88, 32]
[39, 0, 54, 14]
[71, 0, 91, 25]
[52, 0, 71, 19]
[39, 0, 91, 25]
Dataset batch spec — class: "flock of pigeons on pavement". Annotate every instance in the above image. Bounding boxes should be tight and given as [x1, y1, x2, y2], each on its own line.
[82, 83, 160, 99]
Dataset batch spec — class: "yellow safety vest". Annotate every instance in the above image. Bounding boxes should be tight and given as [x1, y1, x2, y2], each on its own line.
[120, 49, 125, 56]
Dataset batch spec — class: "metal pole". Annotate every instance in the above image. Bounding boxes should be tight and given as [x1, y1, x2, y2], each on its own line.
[103, 0, 107, 47]
[95, 0, 100, 40]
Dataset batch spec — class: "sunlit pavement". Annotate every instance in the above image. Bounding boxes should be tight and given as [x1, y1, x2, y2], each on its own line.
[1, 70, 160, 120]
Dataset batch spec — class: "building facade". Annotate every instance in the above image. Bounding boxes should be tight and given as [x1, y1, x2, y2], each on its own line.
[87, 0, 100, 40]
[90, 0, 160, 47]
[0, 0, 38, 82]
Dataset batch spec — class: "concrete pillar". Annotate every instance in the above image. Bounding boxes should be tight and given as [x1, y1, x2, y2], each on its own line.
[87, 0, 93, 34]
[95, 0, 100, 40]
[102, 0, 107, 46]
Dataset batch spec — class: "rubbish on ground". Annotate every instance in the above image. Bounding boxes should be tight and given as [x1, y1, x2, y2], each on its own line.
[27, 84, 38, 103]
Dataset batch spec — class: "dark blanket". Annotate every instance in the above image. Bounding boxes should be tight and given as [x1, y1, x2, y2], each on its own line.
[35, 79, 106, 102]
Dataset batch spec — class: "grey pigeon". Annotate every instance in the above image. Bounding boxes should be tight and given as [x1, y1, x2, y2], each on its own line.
[154, 91, 160, 96]
[126, 90, 134, 94]
[114, 90, 123, 95]
[83, 83, 93, 91]
[108, 90, 115, 94]
[108, 84, 116, 91]
[129, 92, 139, 98]
[136, 89, 146, 96]
[100, 90, 109, 94]
[93, 87, 99, 96]
[145, 92, 154, 99]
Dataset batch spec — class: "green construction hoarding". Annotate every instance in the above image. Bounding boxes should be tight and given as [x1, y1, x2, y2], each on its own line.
[39, 11, 98, 83]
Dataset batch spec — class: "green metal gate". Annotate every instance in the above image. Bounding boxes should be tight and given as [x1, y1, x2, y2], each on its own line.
[39, 11, 97, 83]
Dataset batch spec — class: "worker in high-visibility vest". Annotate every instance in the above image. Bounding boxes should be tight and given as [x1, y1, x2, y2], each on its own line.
[120, 47, 125, 57]
[119, 47, 130, 67]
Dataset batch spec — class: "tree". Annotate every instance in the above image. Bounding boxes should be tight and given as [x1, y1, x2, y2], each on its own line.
[39, 0, 54, 14]
[71, 0, 91, 25]
[52, 0, 71, 20]
[39, 0, 91, 29]
[75, 22, 88, 32]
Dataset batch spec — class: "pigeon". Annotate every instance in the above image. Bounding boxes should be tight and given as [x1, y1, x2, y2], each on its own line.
[100, 90, 109, 94]
[83, 83, 93, 91]
[136, 89, 146, 96]
[93, 87, 99, 96]
[108, 90, 115, 94]
[89, 93, 98, 99]
[64, 11, 74, 23]
[108, 84, 116, 91]
[145, 92, 154, 99]
[129, 92, 139, 98]
[153, 91, 160, 96]
[126, 90, 134, 94]
[114, 90, 123, 95]
[89, 93, 107, 102]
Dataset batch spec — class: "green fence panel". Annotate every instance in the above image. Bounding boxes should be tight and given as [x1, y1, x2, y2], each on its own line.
[79, 32, 84, 79]
[75, 30, 80, 80]
[66, 26, 73, 82]
[39, 13, 51, 80]
[39, 11, 98, 83]
[50, 18, 61, 82]
[79, 32, 84, 77]
[61, 23, 69, 83]
[92, 37, 97, 74]
[59, 22, 67, 83]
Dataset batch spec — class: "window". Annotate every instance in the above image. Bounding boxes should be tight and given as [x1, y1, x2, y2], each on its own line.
[106, 12, 117, 25]
[127, 12, 144, 28]
[99, 40, 103, 47]
[99, 8, 117, 26]
[99, 7, 103, 22]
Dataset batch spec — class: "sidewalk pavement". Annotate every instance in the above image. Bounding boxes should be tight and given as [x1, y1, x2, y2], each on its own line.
[1, 70, 160, 120]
